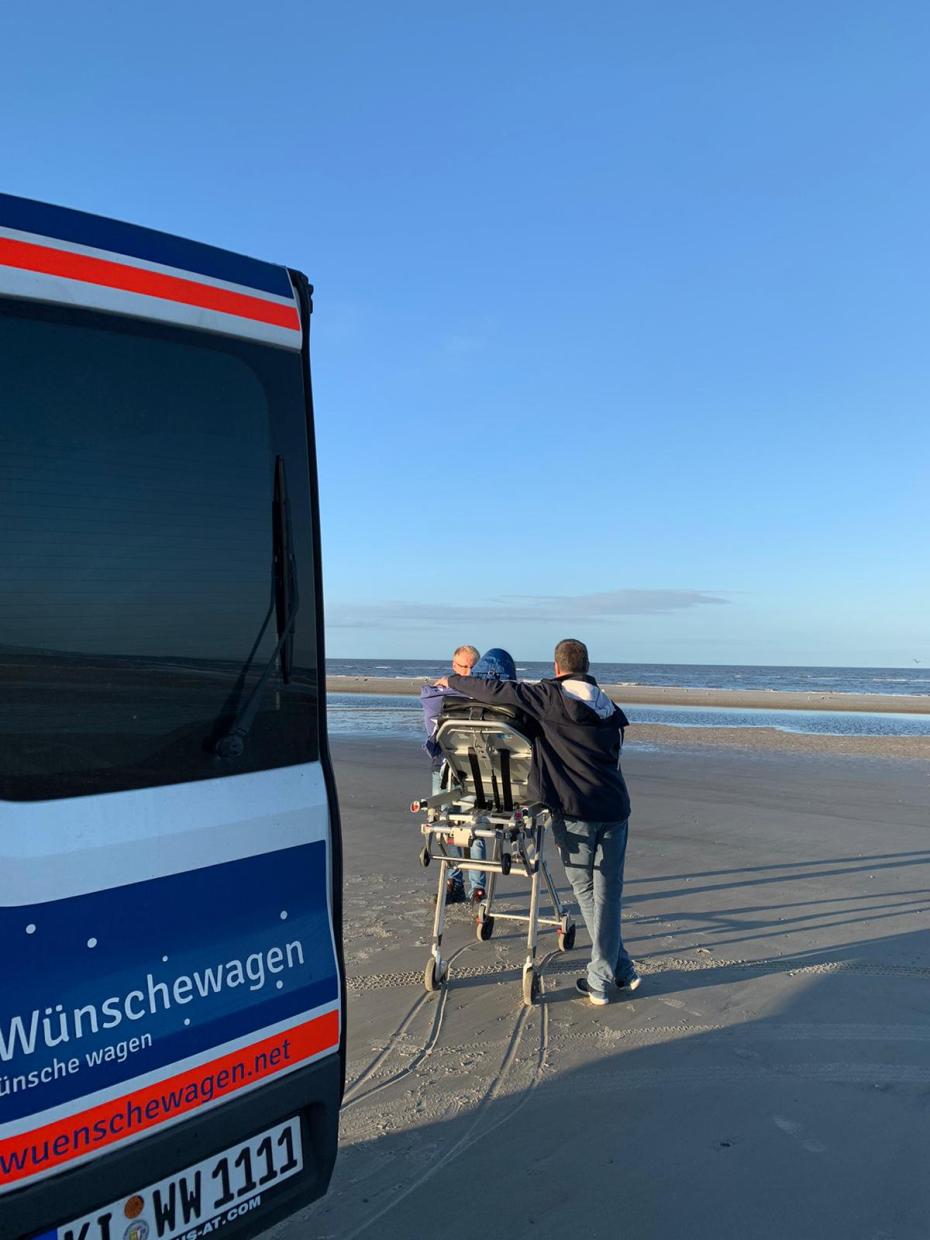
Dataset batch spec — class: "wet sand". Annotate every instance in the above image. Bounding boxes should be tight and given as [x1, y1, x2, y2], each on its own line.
[265, 739, 930, 1240]
[327, 675, 930, 715]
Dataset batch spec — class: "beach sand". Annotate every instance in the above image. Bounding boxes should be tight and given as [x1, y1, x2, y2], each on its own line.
[264, 738, 930, 1240]
[327, 675, 930, 715]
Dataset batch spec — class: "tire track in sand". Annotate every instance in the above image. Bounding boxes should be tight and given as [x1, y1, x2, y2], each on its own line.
[342, 942, 478, 1106]
[347, 953, 930, 993]
[339, 950, 555, 1240]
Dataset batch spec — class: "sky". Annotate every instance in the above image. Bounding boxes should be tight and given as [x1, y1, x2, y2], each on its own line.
[2, 2, 928, 666]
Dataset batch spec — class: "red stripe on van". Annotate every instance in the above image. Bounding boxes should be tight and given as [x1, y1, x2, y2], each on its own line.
[0, 236, 300, 331]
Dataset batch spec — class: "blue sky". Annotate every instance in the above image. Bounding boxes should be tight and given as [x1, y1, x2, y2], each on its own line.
[3, 2, 928, 665]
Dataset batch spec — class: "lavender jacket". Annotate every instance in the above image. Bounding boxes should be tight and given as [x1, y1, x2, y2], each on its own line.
[419, 682, 466, 769]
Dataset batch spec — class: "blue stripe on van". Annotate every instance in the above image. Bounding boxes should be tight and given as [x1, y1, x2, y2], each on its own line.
[0, 841, 338, 1124]
[0, 194, 293, 300]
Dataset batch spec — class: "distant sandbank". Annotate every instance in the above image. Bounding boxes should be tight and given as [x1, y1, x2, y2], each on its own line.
[626, 723, 930, 761]
[326, 675, 930, 716]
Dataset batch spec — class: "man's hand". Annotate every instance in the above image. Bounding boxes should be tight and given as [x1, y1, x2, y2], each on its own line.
[435, 676, 450, 688]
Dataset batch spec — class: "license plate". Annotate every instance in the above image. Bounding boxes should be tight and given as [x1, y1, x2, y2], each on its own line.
[48, 1117, 303, 1240]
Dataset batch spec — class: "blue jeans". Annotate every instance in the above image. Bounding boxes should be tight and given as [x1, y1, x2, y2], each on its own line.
[432, 767, 487, 895]
[552, 816, 633, 997]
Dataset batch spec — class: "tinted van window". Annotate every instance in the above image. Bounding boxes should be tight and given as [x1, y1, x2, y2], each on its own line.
[0, 299, 319, 800]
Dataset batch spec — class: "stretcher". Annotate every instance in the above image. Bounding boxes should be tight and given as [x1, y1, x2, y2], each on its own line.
[411, 699, 576, 1006]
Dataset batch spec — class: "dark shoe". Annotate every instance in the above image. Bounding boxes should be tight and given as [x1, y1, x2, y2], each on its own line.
[575, 977, 609, 1006]
[445, 879, 466, 904]
[469, 887, 486, 905]
[616, 968, 641, 993]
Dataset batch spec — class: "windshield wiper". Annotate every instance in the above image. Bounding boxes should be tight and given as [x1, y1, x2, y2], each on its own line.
[215, 455, 299, 760]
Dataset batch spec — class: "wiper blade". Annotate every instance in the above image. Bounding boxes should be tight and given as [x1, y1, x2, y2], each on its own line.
[215, 456, 299, 760]
[272, 453, 297, 682]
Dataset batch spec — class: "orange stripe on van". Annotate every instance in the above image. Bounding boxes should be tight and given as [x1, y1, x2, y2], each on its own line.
[0, 1009, 338, 1188]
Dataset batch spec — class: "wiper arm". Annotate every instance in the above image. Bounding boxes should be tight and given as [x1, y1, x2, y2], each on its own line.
[215, 456, 299, 760]
[272, 453, 298, 683]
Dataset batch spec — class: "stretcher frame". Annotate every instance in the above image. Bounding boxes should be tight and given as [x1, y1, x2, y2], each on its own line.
[411, 707, 576, 1006]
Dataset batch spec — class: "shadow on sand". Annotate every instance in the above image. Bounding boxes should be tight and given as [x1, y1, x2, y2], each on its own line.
[278, 900, 930, 1240]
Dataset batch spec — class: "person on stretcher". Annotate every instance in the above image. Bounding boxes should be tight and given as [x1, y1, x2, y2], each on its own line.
[420, 647, 518, 903]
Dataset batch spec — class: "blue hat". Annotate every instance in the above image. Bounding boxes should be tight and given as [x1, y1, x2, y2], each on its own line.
[471, 648, 517, 680]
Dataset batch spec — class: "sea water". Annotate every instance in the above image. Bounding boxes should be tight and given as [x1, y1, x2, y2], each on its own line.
[327, 658, 930, 698]
[326, 693, 930, 742]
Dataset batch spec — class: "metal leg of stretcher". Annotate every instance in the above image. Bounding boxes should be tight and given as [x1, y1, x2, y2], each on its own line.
[540, 832, 577, 949]
[542, 853, 567, 923]
[424, 857, 450, 992]
[483, 837, 499, 915]
[522, 846, 542, 1005]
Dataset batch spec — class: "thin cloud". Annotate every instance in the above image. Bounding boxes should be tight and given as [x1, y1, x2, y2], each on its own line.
[327, 588, 729, 629]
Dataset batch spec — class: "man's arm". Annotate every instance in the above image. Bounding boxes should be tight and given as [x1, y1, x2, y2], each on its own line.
[445, 674, 549, 716]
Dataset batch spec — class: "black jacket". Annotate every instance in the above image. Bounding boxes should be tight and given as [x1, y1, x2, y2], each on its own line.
[446, 672, 631, 822]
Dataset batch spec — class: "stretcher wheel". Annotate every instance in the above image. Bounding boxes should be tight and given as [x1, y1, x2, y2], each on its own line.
[500, 852, 512, 876]
[424, 958, 446, 992]
[419, 846, 431, 868]
[557, 924, 576, 952]
[476, 915, 495, 941]
[522, 967, 540, 1006]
